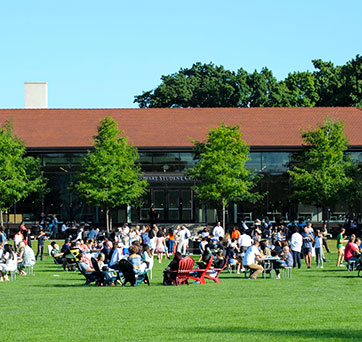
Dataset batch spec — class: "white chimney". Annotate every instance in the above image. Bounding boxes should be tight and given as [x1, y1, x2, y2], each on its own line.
[24, 82, 48, 108]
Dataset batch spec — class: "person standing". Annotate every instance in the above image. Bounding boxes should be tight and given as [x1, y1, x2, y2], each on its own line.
[149, 207, 159, 227]
[212, 222, 224, 239]
[321, 223, 331, 253]
[301, 226, 314, 269]
[35, 229, 47, 261]
[336, 228, 348, 267]
[314, 229, 324, 268]
[237, 231, 252, 254]
[290, 227, 303, 269]
[177, 225, 190, 256]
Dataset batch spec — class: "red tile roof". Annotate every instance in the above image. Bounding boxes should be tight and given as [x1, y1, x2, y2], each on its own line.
[0, 107, 361, 148]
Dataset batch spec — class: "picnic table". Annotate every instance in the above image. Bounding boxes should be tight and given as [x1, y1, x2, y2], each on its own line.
[259, 256, 280, 279]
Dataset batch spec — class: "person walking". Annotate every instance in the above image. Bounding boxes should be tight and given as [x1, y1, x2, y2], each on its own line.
[336, 228, 348, 267]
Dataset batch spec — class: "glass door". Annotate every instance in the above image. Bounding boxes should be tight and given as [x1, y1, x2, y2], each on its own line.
[168, 190, 180, 221]
[181, 190, 192, 220]
[152, 189, 165, 221]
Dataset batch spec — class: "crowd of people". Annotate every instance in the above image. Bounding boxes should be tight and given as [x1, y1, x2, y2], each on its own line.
[0, 226, 36, 281]
[1, 215, 362, 283]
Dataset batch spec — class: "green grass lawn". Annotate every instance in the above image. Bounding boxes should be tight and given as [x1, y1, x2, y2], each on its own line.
[1, 241, 361, 342]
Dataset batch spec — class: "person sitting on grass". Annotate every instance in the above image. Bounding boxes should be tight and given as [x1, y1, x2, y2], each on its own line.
[163, 252, 182, 285]
[242, 240, 264, 279]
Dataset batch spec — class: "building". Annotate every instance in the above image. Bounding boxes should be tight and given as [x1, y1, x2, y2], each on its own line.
[1, 106, 362, 226]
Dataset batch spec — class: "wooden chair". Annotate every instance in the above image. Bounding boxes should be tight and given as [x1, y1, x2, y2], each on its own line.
[76, 261, 103, 286]
[172, 256, 195, 286]
[118, 259, 150, 287]
[188, 256, 214, 284]
[204, 257, 228, 283]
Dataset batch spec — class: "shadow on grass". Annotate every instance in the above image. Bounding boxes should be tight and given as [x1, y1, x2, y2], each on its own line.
[184, 327, 362, 340]
[32, 283, 86, 288]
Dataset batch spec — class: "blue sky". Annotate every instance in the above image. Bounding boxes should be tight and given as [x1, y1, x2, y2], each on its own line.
[0, 0, 361, 108]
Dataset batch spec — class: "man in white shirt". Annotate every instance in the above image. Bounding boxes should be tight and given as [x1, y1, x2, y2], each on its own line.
[290, 228, 303, 269]
[212, 222, 224, 239]
[177, 225, 191, 255]
[242, 241, 263, 279]
[238, 232, 252, 253]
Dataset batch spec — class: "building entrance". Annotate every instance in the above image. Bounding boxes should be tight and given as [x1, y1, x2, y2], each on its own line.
[143, 188, 193, 222]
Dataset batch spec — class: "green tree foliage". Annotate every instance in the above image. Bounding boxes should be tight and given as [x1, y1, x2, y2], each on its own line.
[134, 63, 250, 108]
[0, 121, 47, 224]
[134, 55, 362, 108]
[288, 119, 361, 211]
[186, 123, 262, 227]
[74, 117, 148, 231]
[283, 71, 319, 107]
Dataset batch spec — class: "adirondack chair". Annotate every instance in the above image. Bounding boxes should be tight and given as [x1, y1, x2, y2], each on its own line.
[76, 260, 104, 286]
[118, 259, 150, 287]
[187, 255, 214, 284]
[204, 257, 229, 283]
[172, 256, 195, 286]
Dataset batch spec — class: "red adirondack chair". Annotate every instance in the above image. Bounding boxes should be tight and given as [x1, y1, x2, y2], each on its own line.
[187, 255, 214, 284]
[204, 257, 229, 283]
[173, 256, 195, 286]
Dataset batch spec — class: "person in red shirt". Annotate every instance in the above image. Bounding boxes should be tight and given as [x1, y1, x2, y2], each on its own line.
[344, 235, 360, 265]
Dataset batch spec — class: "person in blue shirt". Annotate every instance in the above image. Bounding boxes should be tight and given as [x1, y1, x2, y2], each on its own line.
[301, 226, 314, 269]
[0, 226, 7, 248]
[87, 228, 99, 241]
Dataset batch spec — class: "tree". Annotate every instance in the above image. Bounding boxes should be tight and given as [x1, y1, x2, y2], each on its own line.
[288, 119, 361, 218]
[246, 67, 289, 107]
[74, 117, 148, 232]
[283, 71, 319, 107]
[0, 121, 47, 225]
[134, 62, 250, 108]
[186, 123, 262, 228]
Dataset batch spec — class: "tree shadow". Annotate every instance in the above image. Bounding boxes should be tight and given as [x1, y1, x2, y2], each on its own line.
[183, 327, 361, 340]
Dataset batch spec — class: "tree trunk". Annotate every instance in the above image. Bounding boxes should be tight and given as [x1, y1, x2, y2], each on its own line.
[0, 209, 3, 227]
[106, 206, 109, 233]
[109, 209, 113, 233]
[222, 199, 226, 231]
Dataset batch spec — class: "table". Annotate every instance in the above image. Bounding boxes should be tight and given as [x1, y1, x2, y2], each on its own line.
[259, 256, 280, 279]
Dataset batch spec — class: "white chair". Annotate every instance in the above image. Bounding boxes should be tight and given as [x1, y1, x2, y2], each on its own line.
[147, 257, 154, 280]
[282, 267, 292, 279]
[8, 270, 17, 281]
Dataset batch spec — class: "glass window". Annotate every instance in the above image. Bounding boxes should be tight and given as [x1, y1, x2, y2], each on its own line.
[348, 152, 362, 165]
[138, 152, 153, 165]
[152, 152, 180, 164]
[261, 152, 290, 174]
[179, 152, 196, 169]
[245, 152, 262, 171]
